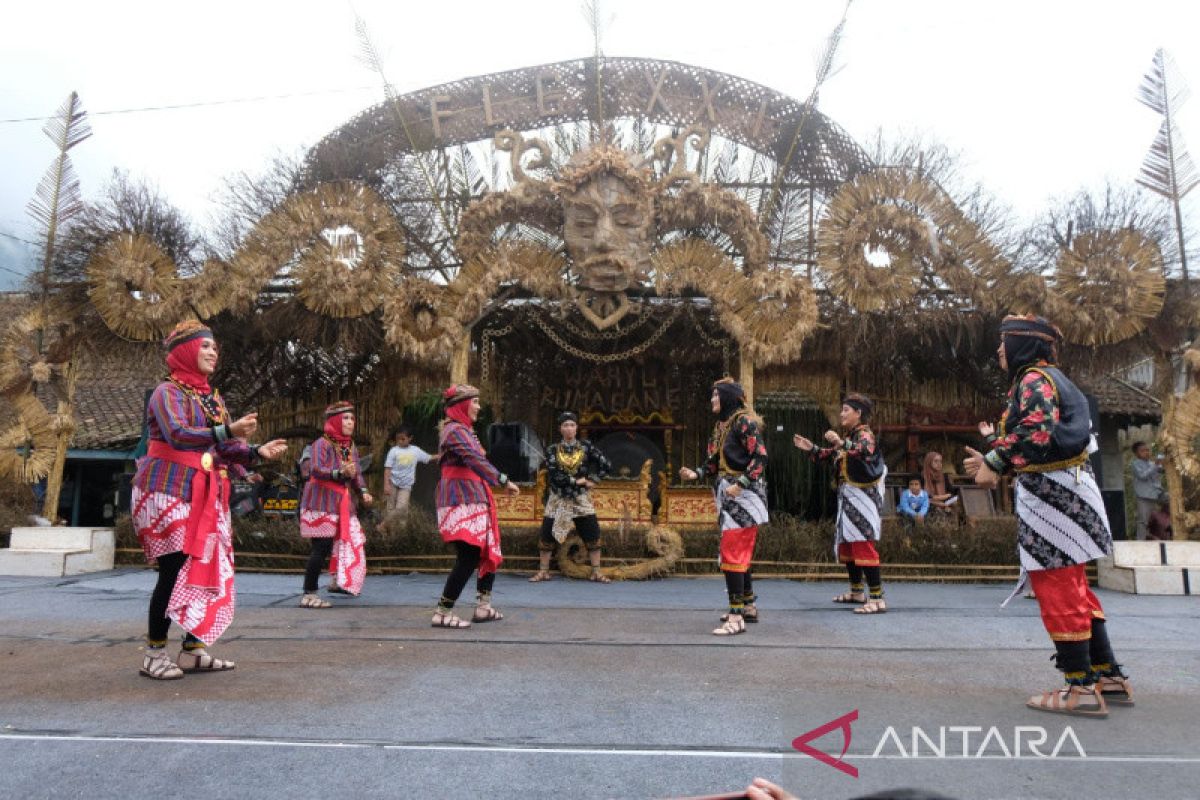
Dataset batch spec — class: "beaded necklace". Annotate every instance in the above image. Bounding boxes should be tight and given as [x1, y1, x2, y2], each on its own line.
[323, 435, 354, 468]
[170, 378, 226, 425]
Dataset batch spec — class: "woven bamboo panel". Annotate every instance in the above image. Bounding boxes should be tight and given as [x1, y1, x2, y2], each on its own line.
[305, 56, 870, 191]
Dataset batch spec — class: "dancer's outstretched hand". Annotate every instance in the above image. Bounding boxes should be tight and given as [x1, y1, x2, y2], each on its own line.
[256, 439, 288, 461]
[229, 413, 258, 439]
[792, 434, 814, 452]
[964, 446, 999, 488]
[978, 421, 995, 438]
[504, 481, 520, 496]
[679, 467, 698, 481]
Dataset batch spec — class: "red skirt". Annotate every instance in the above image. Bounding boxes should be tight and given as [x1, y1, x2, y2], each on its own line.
[1028, 564, 1105, 641]
[837, 541, 880, 566]
[720, 526, 758, 572]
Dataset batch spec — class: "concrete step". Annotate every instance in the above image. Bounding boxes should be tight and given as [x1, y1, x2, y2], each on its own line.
[1111, 540, 1200, 568]
[1098, 560, 1196, 595]
[0, 528, 116, 577]
[10, 527, 99, 551]
[0, 548, 78, 576]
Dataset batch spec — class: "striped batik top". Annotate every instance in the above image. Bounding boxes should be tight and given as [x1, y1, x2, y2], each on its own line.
[299, 436, 365, 514]
[132, 381, 255, 501]
[435, 421, 505, 509]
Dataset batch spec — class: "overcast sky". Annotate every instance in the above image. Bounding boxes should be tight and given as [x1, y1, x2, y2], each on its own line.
[2, 0, 1198, 288]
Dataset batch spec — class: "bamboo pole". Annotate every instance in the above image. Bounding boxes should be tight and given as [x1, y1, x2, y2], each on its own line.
[41, 359, 77, 522]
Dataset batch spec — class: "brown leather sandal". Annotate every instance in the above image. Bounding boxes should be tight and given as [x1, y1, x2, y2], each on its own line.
[854, 599, 887, 614]
[177, 647, 235, 673]
[1096, 675, 1134, 706]
[472, 605, 504, 623]
[1026, 684, 1108, 717]
[431, 610, 471, 628]
[139, 649, 183, 681]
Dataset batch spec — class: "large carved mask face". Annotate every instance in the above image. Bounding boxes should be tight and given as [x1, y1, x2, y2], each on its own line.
[562, 172, 654, 293]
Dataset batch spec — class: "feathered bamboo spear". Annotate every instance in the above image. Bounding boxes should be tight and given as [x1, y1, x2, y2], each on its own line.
[1137, 48, 1199, 540]
[1136, 48, 1197, 292]
[26, 91, 91, 520]
[581, 0, 607, 144]
[759, 0, 853, 228]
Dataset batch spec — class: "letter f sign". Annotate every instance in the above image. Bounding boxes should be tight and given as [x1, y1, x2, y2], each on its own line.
[791, 709, 859, 778]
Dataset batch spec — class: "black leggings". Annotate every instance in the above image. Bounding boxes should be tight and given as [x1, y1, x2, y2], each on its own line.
[539, 514, 602, 549]
[304, 537, 335, 592]
[439, 541, 496, 608]
[846, 562, 883, 595]
[722, 568, 756, 606]
[147, 551, 200, 646]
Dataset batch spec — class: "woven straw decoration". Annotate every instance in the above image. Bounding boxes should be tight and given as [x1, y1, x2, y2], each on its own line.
[85, 233, 185, 340]
[1053, 229, 1165, 346]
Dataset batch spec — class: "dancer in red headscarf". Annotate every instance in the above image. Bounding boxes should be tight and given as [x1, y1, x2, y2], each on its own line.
[131, 320, 288, 679]
[431, 384, 520, 628]
[298, 401, 373, 608]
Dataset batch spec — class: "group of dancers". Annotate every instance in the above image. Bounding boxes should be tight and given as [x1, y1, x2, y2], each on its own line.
[131, 314, 1133, 717]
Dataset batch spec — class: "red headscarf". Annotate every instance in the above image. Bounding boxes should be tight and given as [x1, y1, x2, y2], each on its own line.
[164, 321, 214, 393]
[323, 401, 354, 447]
[443, 384, 479, 429]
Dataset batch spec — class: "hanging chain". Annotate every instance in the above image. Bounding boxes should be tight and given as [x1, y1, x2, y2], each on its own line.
[481, 321, 515, 386]
[530, 303, 682, 363]
[685, 304, 733, 372]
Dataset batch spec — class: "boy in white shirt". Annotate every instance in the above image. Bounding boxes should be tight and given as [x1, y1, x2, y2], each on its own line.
[383, 425, 437, 520]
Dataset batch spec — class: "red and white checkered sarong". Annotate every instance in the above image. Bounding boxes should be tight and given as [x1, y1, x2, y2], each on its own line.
[300, 510, 366, 595]
[133, 488, 190, 562]
[299, 509, 337, 538]
[165, 505, 236, 645]
[437, 501, 503, 575]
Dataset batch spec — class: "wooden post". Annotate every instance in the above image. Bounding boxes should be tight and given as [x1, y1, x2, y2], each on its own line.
[450, 333, 470, 385]
[740, 357, 754, 406]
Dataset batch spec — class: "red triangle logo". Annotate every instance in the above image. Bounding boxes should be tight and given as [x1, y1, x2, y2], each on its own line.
[791, 709, 859, 778]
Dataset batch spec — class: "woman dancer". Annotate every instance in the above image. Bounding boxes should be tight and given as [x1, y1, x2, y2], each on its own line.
[432, 385, 520, 628]
[132, 320, 287, 679]
[680, 378, 768, 636]
[298, 401, 373, 608]
[965, 315, 1130, 716]
[794, 393, 888, 615]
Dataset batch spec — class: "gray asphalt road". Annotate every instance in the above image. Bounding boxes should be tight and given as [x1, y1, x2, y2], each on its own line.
[0, 570, 1197, 799]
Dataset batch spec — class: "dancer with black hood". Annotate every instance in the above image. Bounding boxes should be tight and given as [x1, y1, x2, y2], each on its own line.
[964, 315, 1130, 717]
[793, 393, 888, 615]
[680, 377, 768, 636]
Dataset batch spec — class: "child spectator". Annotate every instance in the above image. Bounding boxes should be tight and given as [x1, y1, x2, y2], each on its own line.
[897, 477, 929, 528]
[383, 425, 438, 521]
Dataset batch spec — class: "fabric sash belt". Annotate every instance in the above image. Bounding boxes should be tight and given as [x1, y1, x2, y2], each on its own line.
[147, 440, 227, 590]
[313, 478, 353, 543]
[441, 464, 501, 576]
